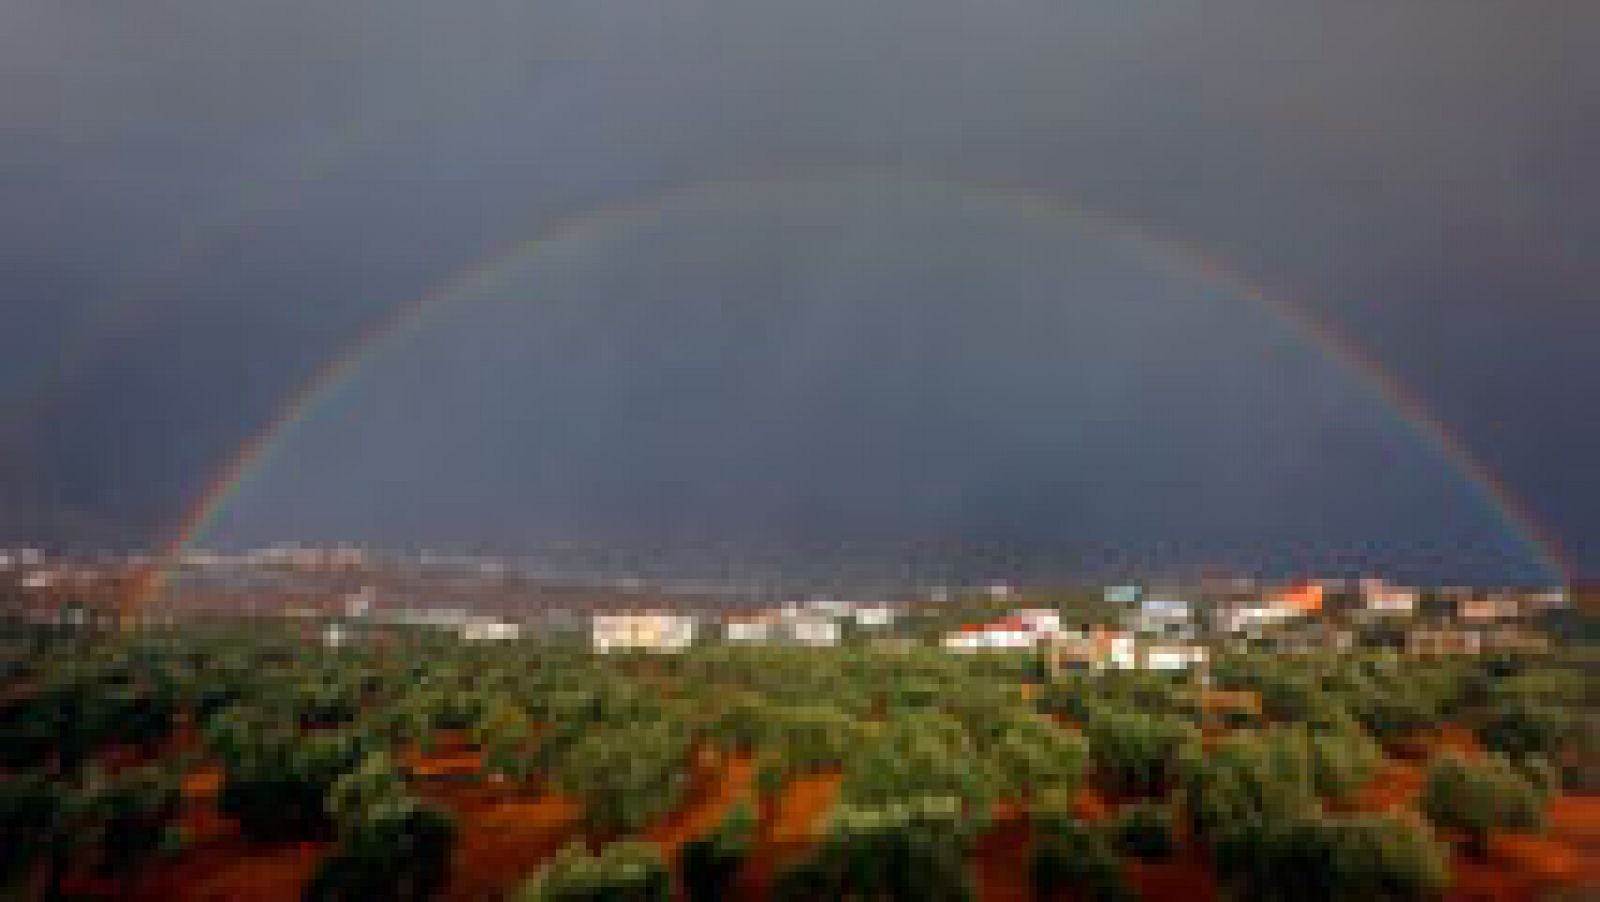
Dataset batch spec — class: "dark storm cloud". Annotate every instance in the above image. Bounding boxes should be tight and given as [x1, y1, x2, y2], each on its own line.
[1, 2, 1595, 579]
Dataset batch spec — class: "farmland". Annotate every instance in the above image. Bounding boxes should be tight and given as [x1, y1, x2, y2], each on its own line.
[1, 624, 1595, 900]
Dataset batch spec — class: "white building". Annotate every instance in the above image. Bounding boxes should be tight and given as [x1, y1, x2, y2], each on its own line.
[592, 611, 696, 653]
[1141, 642, 1208, 671]
[724, 615, 774, 644]
[1131, 599, 1194, 639]
[942, 618, 1038, 653]
[852, 604, 899, 628]
[461, 619, 520, 642]
[787, 616, 841, 647]
[1013, 608, 1062, 635]
[1361, 579, 1418, 614]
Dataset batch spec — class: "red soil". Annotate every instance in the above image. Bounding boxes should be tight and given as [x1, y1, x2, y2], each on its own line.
[1126, 848, 1219, 902]
[644, 753, 754, 856]
[739, 770, 842, 899]
[126, 769, 327, 902]
[426, 783, 581, 902]
[974, 808, 1032, 902]
[1444, 795, 1600, 901]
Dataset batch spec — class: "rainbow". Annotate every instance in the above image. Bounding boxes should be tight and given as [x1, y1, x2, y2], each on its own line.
[126, 168, 1568, 609]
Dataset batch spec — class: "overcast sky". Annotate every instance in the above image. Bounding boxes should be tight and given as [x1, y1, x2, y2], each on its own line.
[2, 2, 1596, 584]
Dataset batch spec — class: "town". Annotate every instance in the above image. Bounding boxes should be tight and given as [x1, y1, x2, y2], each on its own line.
[1, 545, 1583, 667]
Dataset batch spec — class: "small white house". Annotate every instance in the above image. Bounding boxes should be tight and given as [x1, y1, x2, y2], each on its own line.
[724, 615, 774, 644]
[942, 618, 1038, 653]
[1014, 608, 1062, 635]
[1141, 642, 1208, 671]
[1131, 599, 1194, 639]
[461, 619, 520, 642]
[852, 605, 898, 628]
[1361, 579, 1418, 614]
[592, 611, 696, 653]
[787, 616, 841, 648]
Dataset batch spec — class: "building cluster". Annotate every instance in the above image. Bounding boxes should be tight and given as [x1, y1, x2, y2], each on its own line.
[921, 577, 1574, 671]
[0, 549, 1581, 667]
[591, 598, 901, 653]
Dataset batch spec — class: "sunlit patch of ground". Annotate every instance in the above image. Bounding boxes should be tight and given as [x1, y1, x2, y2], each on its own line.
[419, 780, 581, 902]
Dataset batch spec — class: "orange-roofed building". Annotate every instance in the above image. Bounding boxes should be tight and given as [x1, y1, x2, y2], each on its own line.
[1276, 582, 1324, 614]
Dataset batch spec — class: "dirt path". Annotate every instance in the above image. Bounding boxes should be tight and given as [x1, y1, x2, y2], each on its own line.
[1445, 795, 1600, 901]
[645, 753, 754, 856]
[738, 770, 842, 899]
[429, 782, 582, 902]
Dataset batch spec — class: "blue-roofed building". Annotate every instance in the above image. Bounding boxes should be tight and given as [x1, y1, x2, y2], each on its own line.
[1104, 584, 1143, 605]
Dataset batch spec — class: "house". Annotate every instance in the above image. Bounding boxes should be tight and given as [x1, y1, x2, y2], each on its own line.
[1458, 595, 1521, 622]
[786, 616, 841, 648]
[943, 618, 1038, 653]
[723, 609, 840, 647]
[1013, 608, 1062, 635]
[460, 619, 519, 642]
[592, 611, 696, 653]
[1407, 627, 1483, 656]
[1267, 625, 1356, 655]
[1104, 585, 1142, 605]
[1046, 627, 1135, 671]
[852, 604, 899, 628]
[723, 614, 774, 644]
[1479, 625, 1549, 654]
[1131, 598, 1194, 639]
[1141, 641, 1208, 671]
[1216, 583, 1321, 636]
[1360, 579, 1418, 615]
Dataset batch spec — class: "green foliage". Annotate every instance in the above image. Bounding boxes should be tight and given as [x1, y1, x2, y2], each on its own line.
[1108, 802, 1175, 861]
[1083, 708, 1198, 799]
[976, 710, 1087, 803]
[517, 841, 671, 902]
[1213, 812, 1447, 902]
[841, 712, 994, 816]
[1477, 697, 1575, 762]
[680, 800, 755, 902]
[1421, 752, 1546, 856]
[547, 721, 692, 837]
[1029, 812, 1134, 902]
[326, 751, 407, 834]
[1181, 730, 1319, 847]
[775, 796, 976, 902]
[0, 775, 66, 887]
[218, 726, 374, 841]
[306, 797, 456, 901]
[82, 765, 183, 878]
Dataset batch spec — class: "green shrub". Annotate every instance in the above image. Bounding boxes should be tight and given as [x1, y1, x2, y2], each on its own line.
[84, 766, 182, 878]
[1108, 802, 1175, 861]
[1029, 812, 1134, 902]
[517, 841, 671, 902]
[547, 721, 691, 837]
[1421, 752, 1546, 858]
[219, 728, 373, 841]
[0, 775, 66, 887]
[1213, 812, 1446, 902]
[1180, 730, 1319, 847]
[1083, 708, 1198, 799]
[680, 800, 754, 902]
[775, 796, 976, 902]
[840, 713, 994, 816]
[1478, 698, 1575, 762]
[305, 798, 455, 901]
